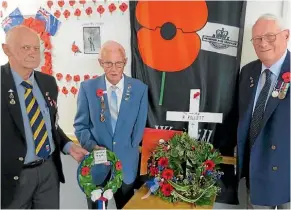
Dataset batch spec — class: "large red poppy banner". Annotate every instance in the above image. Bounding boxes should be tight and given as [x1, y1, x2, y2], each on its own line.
[130, 1, 246, 204]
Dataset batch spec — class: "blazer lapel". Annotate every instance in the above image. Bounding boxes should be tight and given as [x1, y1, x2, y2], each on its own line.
[239, 61, 262, 141]
[262, 51, 290, 129]
[2, 63, 26, 140]
[99, 75, 113, 136]
[114, 75, 131, 136]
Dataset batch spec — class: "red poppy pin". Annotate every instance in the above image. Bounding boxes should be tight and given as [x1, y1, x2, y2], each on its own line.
[282, 72, 290, 83]
[96, 89, 104, 97]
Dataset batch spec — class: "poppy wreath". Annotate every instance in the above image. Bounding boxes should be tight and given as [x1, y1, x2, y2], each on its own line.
[21, 17, 53, 76]
[77, 149, 123, 203]
[145, 132, 223, 206]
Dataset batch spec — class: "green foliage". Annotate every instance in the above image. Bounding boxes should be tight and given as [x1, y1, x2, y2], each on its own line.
[147, 132, 223, 206]
[78, 149, 123, 198]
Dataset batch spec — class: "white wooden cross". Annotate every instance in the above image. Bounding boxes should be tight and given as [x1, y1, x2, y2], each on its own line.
[166, 89, 223, 141]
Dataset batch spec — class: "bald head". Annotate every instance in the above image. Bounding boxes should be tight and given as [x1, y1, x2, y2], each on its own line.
[2, 25, 41, 78]
[5, 25, 39, 47]
[98, 40, 127, 85]
[100, 40, 126, 59]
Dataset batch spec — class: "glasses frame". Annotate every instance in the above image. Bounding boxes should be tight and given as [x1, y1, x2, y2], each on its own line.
[101, 61, 126, 69]
[250, 30, 286, 45]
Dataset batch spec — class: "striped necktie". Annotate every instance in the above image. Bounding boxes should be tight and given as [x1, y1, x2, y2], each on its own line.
[21, 81, 51, 159]
[109, 86, 118, 132]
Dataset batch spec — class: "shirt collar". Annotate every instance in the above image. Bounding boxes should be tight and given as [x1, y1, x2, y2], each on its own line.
[105, 75, 124, 91]
[261, 49, 288, 77]
[11, 69, 35, 87]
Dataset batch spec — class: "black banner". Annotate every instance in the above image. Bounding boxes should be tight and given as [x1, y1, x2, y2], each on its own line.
[130, 1, 247, 204]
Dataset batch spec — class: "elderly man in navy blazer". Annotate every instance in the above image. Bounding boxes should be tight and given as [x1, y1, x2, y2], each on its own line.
[237, 14, 290, 209]
[74, 40, 148, 209]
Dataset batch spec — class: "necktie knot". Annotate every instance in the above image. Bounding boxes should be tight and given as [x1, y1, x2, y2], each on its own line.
[21, 81, 33, 89]
[264, 69, 272, 80]
[111, 85, 117, 91]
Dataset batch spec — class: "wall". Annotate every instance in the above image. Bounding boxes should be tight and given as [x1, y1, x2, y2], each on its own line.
[0, 0, 289, 209]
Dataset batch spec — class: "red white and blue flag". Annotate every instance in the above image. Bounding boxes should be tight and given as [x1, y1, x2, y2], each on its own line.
[35, 7, 61, 36]
[1, 8, 24, 33]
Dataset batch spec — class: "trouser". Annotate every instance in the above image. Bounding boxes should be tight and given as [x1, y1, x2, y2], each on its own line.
[7, 157, 60, 209]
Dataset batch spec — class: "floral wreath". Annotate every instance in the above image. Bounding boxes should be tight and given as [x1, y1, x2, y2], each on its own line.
[144, 132, 223, 206]
[22, 17, 53, 76]
[77, 149, 123, 204]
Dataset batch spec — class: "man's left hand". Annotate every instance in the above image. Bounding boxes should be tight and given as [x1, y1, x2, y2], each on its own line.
[69, 144, 89, 162]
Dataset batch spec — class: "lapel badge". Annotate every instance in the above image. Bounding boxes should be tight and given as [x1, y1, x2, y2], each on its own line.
[10, 99, 16, 105]
[272, 90, 279, 98]
[250, 77, 254, 87]
[8, 89, 14, 99]
[100, 114, 105, 122]
[278, 83, 289, 100]
[46, 92, 49, 96]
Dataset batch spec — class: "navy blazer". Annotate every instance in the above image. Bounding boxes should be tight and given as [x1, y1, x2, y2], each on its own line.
[237, 51, 290, 206]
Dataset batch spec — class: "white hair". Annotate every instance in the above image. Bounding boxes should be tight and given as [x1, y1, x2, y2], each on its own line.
[255, 13, 287, 30]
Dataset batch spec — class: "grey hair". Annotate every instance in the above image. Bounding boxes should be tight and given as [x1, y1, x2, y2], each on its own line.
[254, 13, 287, 30]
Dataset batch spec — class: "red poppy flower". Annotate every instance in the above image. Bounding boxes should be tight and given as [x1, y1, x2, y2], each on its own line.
[63, 9, 71, 19]
[92, 75, 98, 79]
[74, 9, 81, 19]
[84, 74, 90, 80]
[79, 0, 86, 7]
[70, 87, 78, 96]
[69, 0, 76, 7]
[115, 161, 122, 170]
[96, 89, 104, 97]
[161, 183, 173, 196]
[58, 0, 65, 8]
[62, 87, 68, 95]
[119, 3, 128, 13]
[158, 157, 168, 168]
[74, 75, 80, 82]
[47, 0, 53, 9]
[66, 74, 72, 82]
[203, 160, 215, 171]
[108, 3, 116, 13]
[54, 10, 61, 18]
[97, 5, 105, 16]
[135, 1, 208, 72]
[56, 73, 63, 81]
[86, 7, 93, 16]
[161, 169, 174, 180]
[282, 72, 290, 83]
[149, 166, 158, 176]
[81, 166, 90, 176]
[2, 1, 7, 10]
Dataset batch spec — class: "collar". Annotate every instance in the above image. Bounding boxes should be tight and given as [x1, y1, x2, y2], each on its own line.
[261, 49, 288, 77]
[105, 75, 124, 91]
[11, 69, 35, 87]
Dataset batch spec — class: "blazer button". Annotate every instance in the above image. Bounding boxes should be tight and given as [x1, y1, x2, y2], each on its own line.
[18, 157, 24, 161]
[271, 145, 276, 150]
[272, 166, 278, 171]
[14, 176, 19, 180]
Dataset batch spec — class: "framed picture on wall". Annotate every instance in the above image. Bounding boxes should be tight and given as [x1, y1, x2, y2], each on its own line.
[83, 26, 101, 54]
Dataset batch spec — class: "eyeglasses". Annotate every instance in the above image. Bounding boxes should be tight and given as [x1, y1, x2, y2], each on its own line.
[101, 61, 125, 69]
[250, 30, 285, 45]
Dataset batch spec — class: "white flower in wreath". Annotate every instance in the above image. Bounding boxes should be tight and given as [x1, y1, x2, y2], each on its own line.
[91, 189, 102, 202]
[103, 189, 113, 200]
[158, 139, 165, 144]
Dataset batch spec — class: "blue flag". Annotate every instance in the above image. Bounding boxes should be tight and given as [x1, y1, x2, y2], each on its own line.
[35, 7, 61, 36]
[1, 8, 24, 33]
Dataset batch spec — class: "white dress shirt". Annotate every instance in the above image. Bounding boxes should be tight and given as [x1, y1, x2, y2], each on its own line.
[105, 76, 124, 112]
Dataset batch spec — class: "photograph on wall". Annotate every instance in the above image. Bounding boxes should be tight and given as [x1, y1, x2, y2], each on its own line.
[83, 26, 101, 54]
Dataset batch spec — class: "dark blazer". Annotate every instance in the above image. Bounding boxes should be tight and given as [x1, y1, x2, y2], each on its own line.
[1, 63, 72, 208]
[237, 51, 290, 206]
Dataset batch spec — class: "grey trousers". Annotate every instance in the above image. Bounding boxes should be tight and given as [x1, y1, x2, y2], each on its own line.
[7, 158, 60, 209]
[247, 190, 290, 209]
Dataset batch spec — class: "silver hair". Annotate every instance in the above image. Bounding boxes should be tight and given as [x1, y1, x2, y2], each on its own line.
[255, 13, 287, 30]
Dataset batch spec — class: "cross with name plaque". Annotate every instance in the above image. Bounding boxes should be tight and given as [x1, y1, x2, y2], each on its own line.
[166, 89, 223, 141]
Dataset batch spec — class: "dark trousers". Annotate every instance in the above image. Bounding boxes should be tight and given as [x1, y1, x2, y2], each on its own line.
[87, 181, 134, 209]
[7, 158, 60, 209]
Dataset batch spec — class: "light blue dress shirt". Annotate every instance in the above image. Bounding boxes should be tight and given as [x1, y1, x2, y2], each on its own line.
[11, 70, 71, 164]
[252, 50, 287, 113]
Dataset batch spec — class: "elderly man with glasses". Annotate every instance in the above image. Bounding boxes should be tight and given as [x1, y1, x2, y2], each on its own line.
[74, 40, 148, 209]
[236, 13, 290, 209]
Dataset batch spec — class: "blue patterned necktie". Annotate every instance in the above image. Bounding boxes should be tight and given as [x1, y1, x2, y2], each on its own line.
[249, 69, 272, 147]
[21, 81, 51, 159]
[109, 86, 118, 132]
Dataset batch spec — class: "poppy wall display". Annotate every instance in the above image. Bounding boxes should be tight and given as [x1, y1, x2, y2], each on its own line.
[130, 0, 246, 205]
